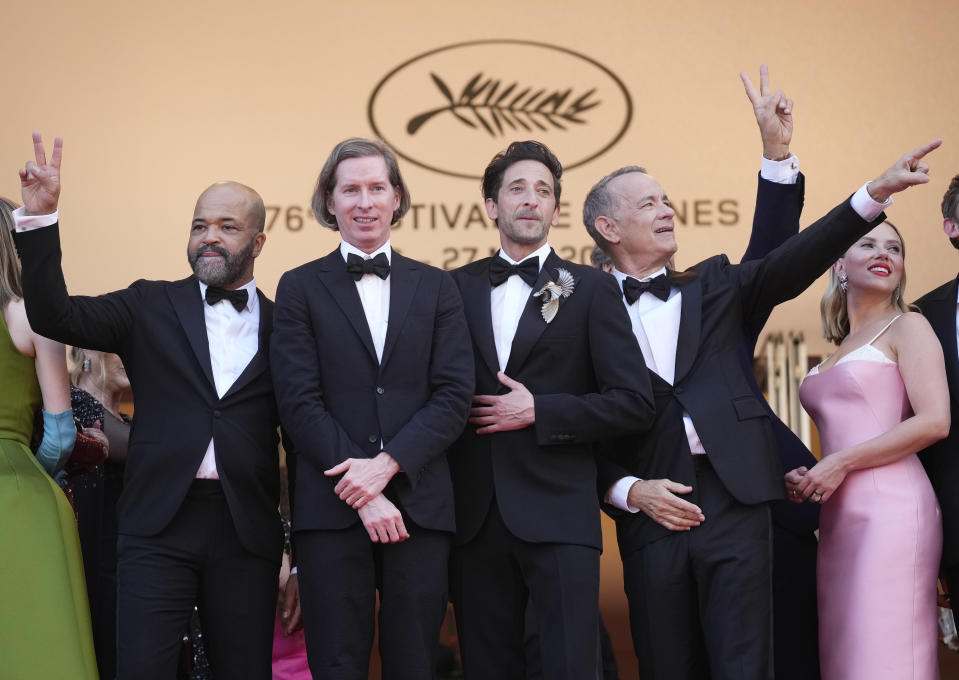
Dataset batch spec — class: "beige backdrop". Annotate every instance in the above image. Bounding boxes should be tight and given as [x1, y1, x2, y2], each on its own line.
[3, 0, 958, 360]
[5, 1, 959, 675]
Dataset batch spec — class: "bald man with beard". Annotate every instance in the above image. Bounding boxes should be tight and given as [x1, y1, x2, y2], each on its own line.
[12, 133, 283, 680]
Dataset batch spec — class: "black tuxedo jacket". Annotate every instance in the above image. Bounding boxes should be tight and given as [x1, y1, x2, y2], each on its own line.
[270, 248, 474, 533]
[740, 174, 820, 536]
[916, 277, 959, 568]
[598, 196, 884, 554]
[14, 225, 282, 561]
[449, 251, 655, 550]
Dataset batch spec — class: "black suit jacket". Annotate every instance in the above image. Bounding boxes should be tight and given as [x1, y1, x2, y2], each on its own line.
[449, 251, 655, 550]
[14, 225, 282, 561]
[739, 173, 820, 535]
[916, 277, 959, 568]
[598, 196, 884, 554]
[270, 248, 474, 533]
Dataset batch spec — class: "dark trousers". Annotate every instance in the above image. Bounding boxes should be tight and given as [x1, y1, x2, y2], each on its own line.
[946, 563, 959, 629]
[771, 524, 820, 680]
[116, 481, 279, 680]
[622, 456, 773, 680]
[296, 521, 451, 680]
[451, 501, 600, 680]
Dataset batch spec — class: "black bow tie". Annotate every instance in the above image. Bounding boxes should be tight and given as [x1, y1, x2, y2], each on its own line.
[346, 252, 391, 281]
[489, 256, 539, 287]
[205, 286, 249, 312]
[622, 273, 671, 305]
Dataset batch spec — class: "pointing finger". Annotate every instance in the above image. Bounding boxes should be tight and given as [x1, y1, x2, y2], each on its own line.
[907, 139, 942, 162]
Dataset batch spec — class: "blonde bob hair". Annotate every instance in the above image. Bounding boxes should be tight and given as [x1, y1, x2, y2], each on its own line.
[820, 220, 911, 345]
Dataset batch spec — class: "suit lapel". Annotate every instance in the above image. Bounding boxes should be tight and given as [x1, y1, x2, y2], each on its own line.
[672, 273, 702, 384]
[168, 278, 216, 390]
[315, 250, 379, 364]
[504, 251, 557, 377]
[223, 290, 272, 399]
[380, 253, 421, 368]
[461, 261, 500, 379]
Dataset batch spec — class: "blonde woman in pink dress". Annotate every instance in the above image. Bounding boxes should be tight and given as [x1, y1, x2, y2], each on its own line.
[786, 220, 949, 679]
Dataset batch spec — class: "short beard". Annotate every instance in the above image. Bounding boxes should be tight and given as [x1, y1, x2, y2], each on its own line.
[188, 237, 256, 287]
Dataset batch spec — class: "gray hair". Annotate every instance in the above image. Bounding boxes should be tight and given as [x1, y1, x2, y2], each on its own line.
[582, 166, 647, 249]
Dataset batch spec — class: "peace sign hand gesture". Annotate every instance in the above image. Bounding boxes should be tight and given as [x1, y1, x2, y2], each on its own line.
[19, 132, 63, 216]
[740, 65, 794, 162]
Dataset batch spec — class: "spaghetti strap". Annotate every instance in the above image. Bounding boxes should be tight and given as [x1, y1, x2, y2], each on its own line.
[867, 314, 903, 346]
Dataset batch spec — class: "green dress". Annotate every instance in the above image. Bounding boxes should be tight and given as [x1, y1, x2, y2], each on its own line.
[0, 311, 98, 679]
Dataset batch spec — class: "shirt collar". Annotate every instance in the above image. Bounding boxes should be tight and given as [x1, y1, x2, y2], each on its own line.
[197, 277, 258, 314]
[496, 242, 552, 271]
[611, 266, 667, 287]
[340, 240, 392, 263]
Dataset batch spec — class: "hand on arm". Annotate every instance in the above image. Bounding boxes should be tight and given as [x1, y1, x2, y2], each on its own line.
[19, 132, 62, 215]
[469, 371, 535, 434]
[324, 451, 401, 509]
[625, 479, 705, 531]
[740, 65, 793, 161]
[357, 494, 409, 544]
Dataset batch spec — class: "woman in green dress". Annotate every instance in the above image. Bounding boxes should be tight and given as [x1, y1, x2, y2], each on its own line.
[0, 196, 97, 679]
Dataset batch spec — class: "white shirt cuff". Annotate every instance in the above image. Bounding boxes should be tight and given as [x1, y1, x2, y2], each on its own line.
[760, 154, 800, 185]
[289, 566, 297, 575]
[12, 206, 58, 231]
[850, 182, 892, 222]
[605, 476, 642, 513]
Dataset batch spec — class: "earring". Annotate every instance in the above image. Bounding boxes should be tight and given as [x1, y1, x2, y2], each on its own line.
[82, 357, 91, 373]
[838, 273, 848, 293]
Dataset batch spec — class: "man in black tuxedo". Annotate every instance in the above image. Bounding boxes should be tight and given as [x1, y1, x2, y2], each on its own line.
[447, 140, 655, 679]
[270, 138, 474, 680]
[734, 68, 821, 680]
[585, 67, 939, 679]
[13, 134, 282, 679]
[916, 173, 959, 628]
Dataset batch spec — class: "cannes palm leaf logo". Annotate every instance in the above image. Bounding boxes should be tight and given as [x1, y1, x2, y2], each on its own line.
[406, 72, 601, 137]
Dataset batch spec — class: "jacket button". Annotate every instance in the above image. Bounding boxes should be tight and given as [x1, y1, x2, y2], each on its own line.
[376, 386, 385, 395]
[674, 387, 683, 395]
[213, 410, 221, 418]
[368, 434, 378, 443]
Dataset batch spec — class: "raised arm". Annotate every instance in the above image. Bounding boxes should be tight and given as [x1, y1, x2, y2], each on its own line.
[738, 140, 942, 315]
[14, 133, 139, 352]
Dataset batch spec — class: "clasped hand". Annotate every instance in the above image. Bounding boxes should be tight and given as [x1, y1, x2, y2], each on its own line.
[324, 451, 399, 509]
[785, 456, 847, 504]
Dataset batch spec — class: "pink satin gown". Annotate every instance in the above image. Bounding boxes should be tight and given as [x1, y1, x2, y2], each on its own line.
[800, 336, 942, 679]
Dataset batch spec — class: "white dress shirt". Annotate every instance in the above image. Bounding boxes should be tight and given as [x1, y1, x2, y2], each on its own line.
[195, 278, 260, 479]
[491, 242, 552, 372]
[12, 206, 263, 480]
[605, 155, 893, 512]
[340, 240, 392, 363]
